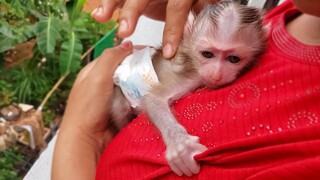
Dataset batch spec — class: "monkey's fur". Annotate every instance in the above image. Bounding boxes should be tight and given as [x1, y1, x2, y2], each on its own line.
[111, 1, 267, 176]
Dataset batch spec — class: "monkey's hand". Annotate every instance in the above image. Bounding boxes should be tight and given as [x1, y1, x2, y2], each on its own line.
[165, 133, 207, 176]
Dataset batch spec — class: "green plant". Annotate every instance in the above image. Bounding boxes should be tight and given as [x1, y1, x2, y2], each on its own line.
[0, 1, 117, 178]
[8, 60, 52, 104]
[0, 0, 116, 110]
[0, 79, 16, 106]
[0, 0, 38, 53]
[0, 147, 24, 180]
[43, 108, 56, 126]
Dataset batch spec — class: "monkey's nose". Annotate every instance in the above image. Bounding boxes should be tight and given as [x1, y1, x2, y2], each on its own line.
[211, 73, 222, 81]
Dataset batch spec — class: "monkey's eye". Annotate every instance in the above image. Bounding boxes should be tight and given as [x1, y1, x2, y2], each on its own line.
[227, 56, 241, 64]
[201, 51, 214, 58]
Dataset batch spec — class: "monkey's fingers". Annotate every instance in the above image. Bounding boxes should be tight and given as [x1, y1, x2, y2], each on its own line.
[177, 150, 199, 176]
[167, 154, 187, 176]
[182, 142, 207, 175]
[166, 136, 207, 176]
[166, 141, 192, 176]
[167, 150, 199, 176]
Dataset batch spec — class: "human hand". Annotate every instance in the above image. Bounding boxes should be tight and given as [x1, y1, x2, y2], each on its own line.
[91, 0, 218, 59]
[52, 42, 133, 179]
[62, 41, 133, 148]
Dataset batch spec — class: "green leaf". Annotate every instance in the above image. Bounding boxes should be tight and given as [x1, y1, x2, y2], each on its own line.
[36, 16, 61, 55]
[14, 24, 36, 44]
[59, 32, 82, 76]
[28, 8, 45, 19]
[0, 26, 15, 53]
[66, 0, 87, 26]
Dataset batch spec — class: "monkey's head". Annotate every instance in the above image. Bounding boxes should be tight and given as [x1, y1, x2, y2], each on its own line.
[182, 1, 267, 89]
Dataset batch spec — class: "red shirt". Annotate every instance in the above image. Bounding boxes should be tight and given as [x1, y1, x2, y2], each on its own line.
[96, 1, 320, 179]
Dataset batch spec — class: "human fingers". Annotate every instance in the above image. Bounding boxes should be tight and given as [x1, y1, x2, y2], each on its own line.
[117, 0, 150, 38]
[75, 41, 133, 85]
[65, 41, 133, 130]
[91, 0, 124, 22]
[142, 1, 167, 21]
[83, 41, 133, 90]
[74, 59, 96, 84]
[162, 0, 220, 59]
[192, 0, 219, 14]
[162, 0, 195, 59]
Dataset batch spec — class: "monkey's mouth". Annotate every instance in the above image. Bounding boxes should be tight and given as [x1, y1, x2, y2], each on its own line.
[202, 79, 232, 90]
[202, 79, 222, 89]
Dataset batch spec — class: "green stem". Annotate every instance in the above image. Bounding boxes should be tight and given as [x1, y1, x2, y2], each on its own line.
[37, 71, 69, 111]
[37, 45, 94, 112]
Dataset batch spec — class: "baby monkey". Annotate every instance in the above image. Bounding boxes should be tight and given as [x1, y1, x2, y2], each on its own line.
[111, 0, 267, 177]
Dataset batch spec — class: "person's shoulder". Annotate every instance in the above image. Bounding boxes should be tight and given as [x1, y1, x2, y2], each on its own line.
[264, 0, 296, 22]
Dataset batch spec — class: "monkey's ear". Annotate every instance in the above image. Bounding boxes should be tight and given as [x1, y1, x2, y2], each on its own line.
[183, 11, 195, 38]
[262, 22, 271, 37]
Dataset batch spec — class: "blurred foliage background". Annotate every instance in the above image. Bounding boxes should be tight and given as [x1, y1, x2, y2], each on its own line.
[0, 0, 116, 124]
[0, 0, 117, 178]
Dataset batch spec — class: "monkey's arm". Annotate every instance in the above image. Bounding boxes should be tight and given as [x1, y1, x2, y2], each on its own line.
[143, 74, 207, 176]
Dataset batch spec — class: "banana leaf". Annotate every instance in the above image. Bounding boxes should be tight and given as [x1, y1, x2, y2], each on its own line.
[59, 32, 82, 76]
[66, 0, 87, 26]
[0, 26, 15, 53]
[36, 16, 61, 55]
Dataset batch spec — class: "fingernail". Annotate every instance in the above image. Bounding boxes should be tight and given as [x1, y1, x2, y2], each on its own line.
[163, 43, 174, 58]
[120, 41, 132, 50]
[119, 20, 128, 34]
[91, 6, 102, 17]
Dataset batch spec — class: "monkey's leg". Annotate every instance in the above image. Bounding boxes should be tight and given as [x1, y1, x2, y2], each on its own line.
[110, 86, 133, 129]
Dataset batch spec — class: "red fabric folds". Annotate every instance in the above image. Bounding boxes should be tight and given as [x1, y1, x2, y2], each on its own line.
[96, 1, 320, 179]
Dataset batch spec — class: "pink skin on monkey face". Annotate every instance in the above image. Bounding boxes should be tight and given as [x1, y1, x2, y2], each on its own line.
[194, 42, 253, 89]
[197, 54, 243, 89]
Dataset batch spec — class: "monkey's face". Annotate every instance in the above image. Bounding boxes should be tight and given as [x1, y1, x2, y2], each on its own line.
[187, 2, 267, 89]
[191, 24, 266, 89]
[193, 40, 255, 89]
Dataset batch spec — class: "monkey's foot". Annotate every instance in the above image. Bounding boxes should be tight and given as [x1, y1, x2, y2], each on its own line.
[165, 134, 207, 176]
